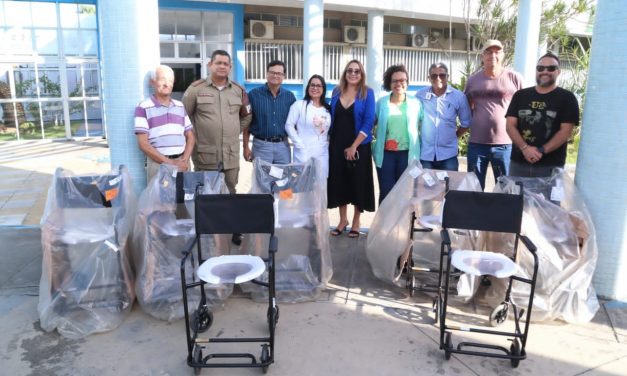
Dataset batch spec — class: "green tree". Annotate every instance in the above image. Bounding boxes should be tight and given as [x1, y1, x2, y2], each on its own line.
[456, 0, 594, 158]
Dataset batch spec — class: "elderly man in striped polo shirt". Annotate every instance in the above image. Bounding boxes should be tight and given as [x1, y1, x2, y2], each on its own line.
[243, 60, 296, 164]
[135, 65, 195, 182]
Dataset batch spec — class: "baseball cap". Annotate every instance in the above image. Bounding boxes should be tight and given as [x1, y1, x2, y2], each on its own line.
[483, 39, 503, 52]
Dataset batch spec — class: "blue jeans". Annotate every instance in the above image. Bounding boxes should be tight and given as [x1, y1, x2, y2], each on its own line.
[420, 156, 459, 171]
[252, 138, 291, 164]
[466, 143, 511, 190]
[376, 150, 408, 204]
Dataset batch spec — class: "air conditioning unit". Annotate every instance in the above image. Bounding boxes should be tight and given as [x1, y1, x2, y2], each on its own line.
[411, 33, 429, 48]
[250, 20, 274, 39]
[344, 26, 366, 44]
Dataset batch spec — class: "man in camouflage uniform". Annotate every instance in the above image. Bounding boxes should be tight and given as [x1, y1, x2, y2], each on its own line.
[183, 50, 252, 194]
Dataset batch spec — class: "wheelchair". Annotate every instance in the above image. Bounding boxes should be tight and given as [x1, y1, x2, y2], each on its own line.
[402, 168, 483, 299]
[133, 165, 228, 321]
[436, 178, 539, 368]
[38, 166, 135, 339]
[181, 194, 278, 374]
[242, 158, 332, 303]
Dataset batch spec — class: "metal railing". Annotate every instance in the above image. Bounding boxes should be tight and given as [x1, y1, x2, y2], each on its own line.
[245, 39, 481, 84]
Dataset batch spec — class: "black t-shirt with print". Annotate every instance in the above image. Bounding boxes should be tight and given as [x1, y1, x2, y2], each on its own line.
[506, 86, 579, 166]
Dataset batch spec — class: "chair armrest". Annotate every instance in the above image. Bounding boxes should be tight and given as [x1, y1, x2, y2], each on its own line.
[269, 235, 278, 254]
[180, 236, 198, 260]
[440, 228, 451, 245]
[520, 235, 537, 254]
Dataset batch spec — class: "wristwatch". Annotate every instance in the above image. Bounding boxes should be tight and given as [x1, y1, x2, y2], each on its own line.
[538, 146, 545, 154]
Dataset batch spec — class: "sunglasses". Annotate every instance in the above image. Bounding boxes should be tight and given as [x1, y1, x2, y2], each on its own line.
[346, 68, 361, 75]
[536, 65, 558, 72]
[430, 73, 448, 80]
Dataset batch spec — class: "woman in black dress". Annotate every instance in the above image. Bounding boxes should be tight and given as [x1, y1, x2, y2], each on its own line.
[328, 60, 376, 238]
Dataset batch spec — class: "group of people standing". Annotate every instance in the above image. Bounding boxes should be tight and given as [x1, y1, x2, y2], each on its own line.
[135, 39, 579, 240]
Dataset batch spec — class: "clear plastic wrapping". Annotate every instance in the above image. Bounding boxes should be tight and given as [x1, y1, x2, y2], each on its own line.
[132, 164, 231, 321]
[366, 161, 483, 297]
[487, 169, 599, 323]
[241, 158, 332, 302]
[38, 166, 136, 339]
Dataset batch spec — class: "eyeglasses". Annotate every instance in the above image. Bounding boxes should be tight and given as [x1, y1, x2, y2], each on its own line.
[309, 84, 324, 88]
[268, 71, 285, 77]
[346, 68, 361, 75]
[536, 65, 559, 72]
[392, 78, 408, 85]
[430, 73, 448, 80]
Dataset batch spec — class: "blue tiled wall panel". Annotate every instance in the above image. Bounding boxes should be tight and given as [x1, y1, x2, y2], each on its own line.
[98, 0, 160, 192]
[576, 0, 627, 300]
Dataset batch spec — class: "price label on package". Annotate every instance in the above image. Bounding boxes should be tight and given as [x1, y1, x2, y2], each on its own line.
[184, 193, 195, 201]
[108, 176, 121, 186]
[422, 173, 436, 187]
[408, 166, 422, 178]
[436, 171, 449, 181]
[551, 186, 565, 202]
[269, 166, 284, 179]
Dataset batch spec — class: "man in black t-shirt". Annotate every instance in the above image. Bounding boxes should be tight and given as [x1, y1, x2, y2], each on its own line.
[505, 52, 580, 177]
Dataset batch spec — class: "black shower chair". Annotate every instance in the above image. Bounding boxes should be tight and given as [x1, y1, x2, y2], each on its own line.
[436, 179, 539, 368]
[180, 194, 278, 374]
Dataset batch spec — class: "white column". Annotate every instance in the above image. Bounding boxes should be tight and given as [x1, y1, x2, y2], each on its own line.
[97, 0, 160, 192]
[367, 10, 384, 99]
[513, 0, 542, 86]
[575, 0, 627, 300]
[303, 0, 324, 92]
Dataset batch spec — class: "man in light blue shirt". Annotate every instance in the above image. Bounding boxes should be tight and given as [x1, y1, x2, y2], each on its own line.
[415, 62, 472, 171]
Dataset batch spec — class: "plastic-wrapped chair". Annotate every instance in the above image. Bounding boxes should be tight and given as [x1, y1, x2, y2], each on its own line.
[436, 178, 539, 368]
[38, 166, 135, 339]
[241, 158, 331, 303]
[181, 194, 278, 374]
[366, 161, 483, 300]
[486, 169, 599, 323]
[133, 165, 229, 321]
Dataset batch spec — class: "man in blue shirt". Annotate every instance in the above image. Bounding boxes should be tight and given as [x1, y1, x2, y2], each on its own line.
[243, 60, 296, 164]
[415, 62, 472, 171]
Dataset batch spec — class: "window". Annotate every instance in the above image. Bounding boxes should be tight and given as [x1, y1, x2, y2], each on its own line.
[0, 2, 103, 140]
[325, 18, 341, 30]
[350, 19, 367, 27]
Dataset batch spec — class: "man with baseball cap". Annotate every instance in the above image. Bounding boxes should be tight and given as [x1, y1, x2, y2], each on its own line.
[464, 39, 523, 189]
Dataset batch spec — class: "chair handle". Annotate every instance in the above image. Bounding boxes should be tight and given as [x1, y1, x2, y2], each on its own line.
[520, 235, 537, 254]
[440, 228, 451, 245]
[269, 235, 278, 253]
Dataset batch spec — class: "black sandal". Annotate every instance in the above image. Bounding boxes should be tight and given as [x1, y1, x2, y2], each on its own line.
[331, 223, 348, 236]
[348, 230, 360, 238]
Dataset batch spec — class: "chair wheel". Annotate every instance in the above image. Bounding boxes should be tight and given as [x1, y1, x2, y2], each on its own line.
[192, 344, 203, 375]
[489, 302, 509, 327]
[193, 306, 213, 333]
[260, 344, 271, 374]
[510, 339, 521, 368]
[444, 332, 452, 360]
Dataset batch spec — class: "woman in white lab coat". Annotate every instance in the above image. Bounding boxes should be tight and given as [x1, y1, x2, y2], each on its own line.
[285, 74, 332, 178]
